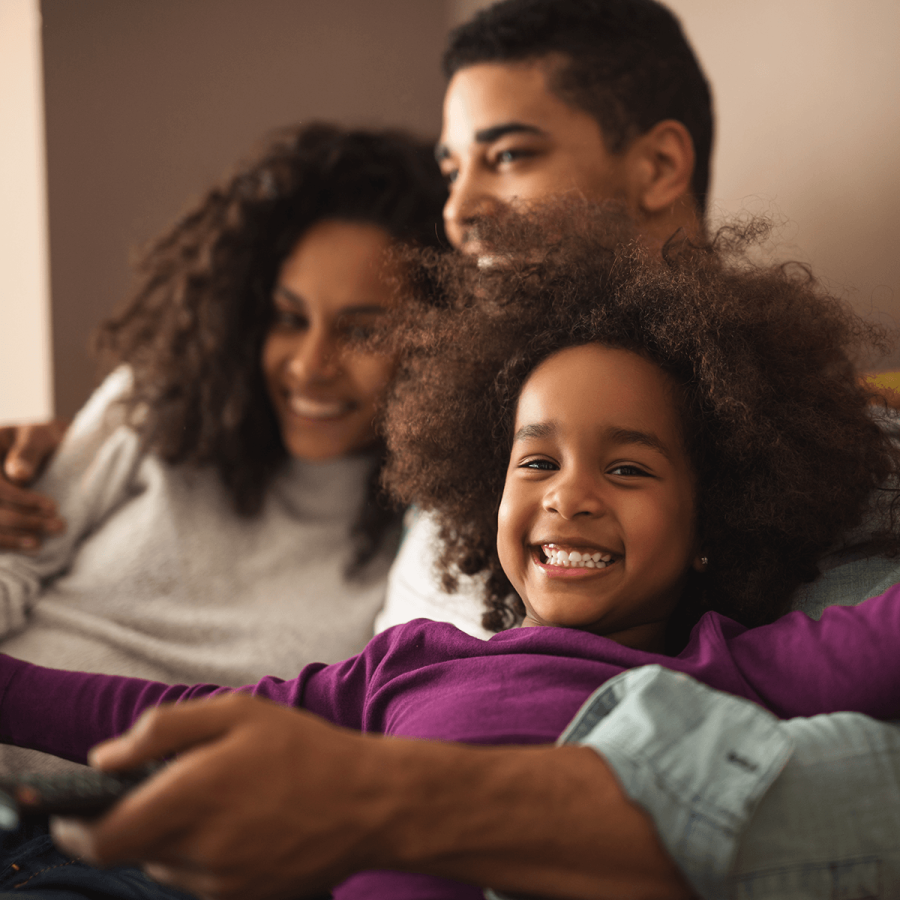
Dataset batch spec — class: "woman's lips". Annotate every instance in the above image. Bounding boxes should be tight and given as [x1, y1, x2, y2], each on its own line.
[286, 394, 356, 420]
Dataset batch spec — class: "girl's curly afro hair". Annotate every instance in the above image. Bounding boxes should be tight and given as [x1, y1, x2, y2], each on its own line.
[381, 201, 900, 633]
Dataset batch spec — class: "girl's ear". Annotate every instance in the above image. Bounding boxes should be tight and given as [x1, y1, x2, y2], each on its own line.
[625, 119, 696, 215]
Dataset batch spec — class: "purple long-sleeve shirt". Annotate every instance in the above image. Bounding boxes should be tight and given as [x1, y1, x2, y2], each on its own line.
[1, 588, 899, 899]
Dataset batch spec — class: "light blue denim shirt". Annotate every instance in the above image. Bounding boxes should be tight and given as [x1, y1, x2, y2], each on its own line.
[487, 664, 900, 900]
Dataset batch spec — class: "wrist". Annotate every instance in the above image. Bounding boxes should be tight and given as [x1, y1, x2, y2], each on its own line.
[359, 737, 692, 899]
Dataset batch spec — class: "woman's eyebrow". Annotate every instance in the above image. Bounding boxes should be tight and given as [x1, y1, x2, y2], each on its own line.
[336, 305, 390, 318]
[273, 284, 305, 307]
[273, 285, 388, 318]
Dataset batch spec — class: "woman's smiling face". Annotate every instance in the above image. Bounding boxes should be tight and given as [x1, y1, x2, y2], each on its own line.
[497, 343, 702, 651]
[262, 220, 399, 461]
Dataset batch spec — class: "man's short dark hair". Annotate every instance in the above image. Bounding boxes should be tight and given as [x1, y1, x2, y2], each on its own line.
[443, 0, 714, 211]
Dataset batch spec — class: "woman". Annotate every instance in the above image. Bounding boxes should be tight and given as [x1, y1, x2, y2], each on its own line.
[0, 122, 446, 774]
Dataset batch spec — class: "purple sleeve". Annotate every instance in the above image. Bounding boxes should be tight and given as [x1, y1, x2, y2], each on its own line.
[0, 628, 405, 765]
[724, 585, 900, 718]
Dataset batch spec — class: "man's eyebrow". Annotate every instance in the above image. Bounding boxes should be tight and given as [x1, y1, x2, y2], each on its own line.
[435, 122, 546, 162]
[475, 122, 545, 144]
[606, 426, 672, 460]
[513, 422, 556, 443]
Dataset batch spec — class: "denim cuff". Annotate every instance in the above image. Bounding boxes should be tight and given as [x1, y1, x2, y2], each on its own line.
[559, 665, 792, 899]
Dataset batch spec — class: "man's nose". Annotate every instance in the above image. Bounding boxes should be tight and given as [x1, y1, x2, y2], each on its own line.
[443, 166, 500, 250]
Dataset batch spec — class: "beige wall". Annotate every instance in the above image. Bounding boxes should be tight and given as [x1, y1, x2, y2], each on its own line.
[41, 0, 451, 418]
[672, 0, 900, 366]
[0, 0, 52, 425]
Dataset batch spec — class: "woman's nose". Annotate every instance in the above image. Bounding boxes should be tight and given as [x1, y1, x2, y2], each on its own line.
[286, 330, 341, 383]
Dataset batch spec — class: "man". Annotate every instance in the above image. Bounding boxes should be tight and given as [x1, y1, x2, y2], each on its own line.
[4, 2, 900, 898]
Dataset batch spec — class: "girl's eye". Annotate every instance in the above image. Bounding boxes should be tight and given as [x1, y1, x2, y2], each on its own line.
[608, 464, 650, 478]
[520, 457, 557, 471]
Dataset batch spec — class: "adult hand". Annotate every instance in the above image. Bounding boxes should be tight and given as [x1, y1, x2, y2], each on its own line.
[51, 694, 395, 900]
[51, 693, 692, 900]
[0, 421, 67, 550]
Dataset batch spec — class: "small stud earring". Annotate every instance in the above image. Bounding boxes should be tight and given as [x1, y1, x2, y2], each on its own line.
[700, 556, 709, 568]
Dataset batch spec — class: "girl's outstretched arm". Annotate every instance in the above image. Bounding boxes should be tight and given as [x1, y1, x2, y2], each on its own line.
[0, 653, 313, 764]
[723, 583, 900, 719]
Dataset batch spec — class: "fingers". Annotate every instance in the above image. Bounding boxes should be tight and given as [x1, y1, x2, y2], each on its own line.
[1, 421, 68, 484]
[56, 697, 266, 865]
[0, 422, 68, 548]
[88, 695, 255, 772]
[0, 481, 64, 550]
[52, 696, 357, 899]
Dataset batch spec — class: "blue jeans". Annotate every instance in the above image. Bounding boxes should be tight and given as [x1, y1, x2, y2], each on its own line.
[0, 822, 195, 899]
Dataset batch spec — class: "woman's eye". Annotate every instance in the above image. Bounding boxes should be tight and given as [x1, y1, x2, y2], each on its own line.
[272, 309, 307, 330]
[342, 323, 376, 343]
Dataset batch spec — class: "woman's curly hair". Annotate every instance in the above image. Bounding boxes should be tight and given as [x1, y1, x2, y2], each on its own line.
[382, 201, 900, 632]
[94, 122, 447, 575]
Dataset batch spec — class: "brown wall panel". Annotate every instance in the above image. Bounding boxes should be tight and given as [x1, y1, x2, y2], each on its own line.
[42, 0, 448, 418]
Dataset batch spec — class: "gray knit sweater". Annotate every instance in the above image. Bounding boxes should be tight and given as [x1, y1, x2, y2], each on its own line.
[0, 370, 394, 773]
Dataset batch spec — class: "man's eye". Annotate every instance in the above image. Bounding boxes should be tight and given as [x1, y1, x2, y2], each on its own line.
[495, 148, 533, 166]
[442, 167, 459, 185]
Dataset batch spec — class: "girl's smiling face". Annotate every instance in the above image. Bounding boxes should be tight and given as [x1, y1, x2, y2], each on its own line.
[497, 343, 703, 651]
[262, 220, 399, 461]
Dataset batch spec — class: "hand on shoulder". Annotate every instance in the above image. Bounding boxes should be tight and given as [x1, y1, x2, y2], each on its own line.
[0, 420, 68, 550]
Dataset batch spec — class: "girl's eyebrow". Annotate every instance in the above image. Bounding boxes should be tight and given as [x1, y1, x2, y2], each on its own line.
[605, 426, 672, 460]
[273, 285, 388, 317]
[513, 421, 672, 459]
[513, 422, 556, 443]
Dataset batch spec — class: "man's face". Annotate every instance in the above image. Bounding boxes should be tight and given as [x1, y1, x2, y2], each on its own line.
[437, 61, 632, 251]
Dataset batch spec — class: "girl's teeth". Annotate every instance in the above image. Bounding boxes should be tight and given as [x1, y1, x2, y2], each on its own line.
[541, 545, 614, 568]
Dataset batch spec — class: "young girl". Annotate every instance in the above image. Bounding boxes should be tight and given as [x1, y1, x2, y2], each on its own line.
[0, 123, 446, 776]
[1, 206, 900, 900]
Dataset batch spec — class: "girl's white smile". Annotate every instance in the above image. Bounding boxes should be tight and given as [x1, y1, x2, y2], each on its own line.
[537, 543, 617, 568]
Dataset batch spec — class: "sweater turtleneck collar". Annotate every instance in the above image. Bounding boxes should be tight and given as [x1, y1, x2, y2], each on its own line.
[273, 453, 379, 523]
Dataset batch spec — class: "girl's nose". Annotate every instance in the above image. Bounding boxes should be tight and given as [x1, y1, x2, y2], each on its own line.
[542, 469, 605, 520]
